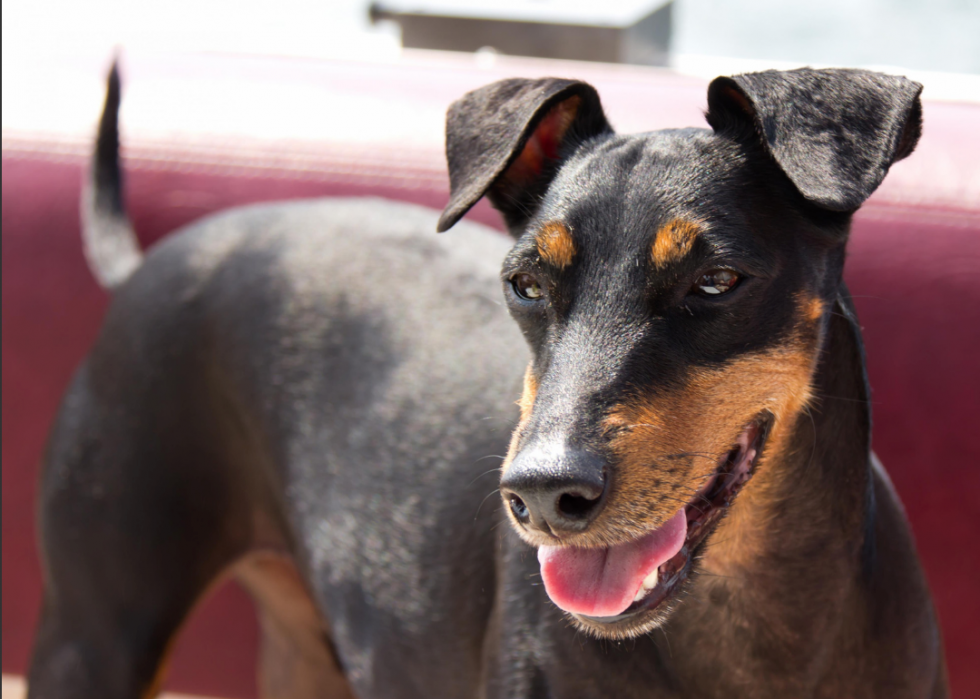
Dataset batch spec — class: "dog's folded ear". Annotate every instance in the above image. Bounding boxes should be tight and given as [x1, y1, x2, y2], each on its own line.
[437, 78, 612, 234]
[706, 68, 923, 212]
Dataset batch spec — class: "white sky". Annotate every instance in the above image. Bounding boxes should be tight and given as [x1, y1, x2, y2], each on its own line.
[3, 0, 978, 73]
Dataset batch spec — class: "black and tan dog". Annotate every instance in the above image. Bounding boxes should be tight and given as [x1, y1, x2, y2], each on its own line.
[28, 64, 945, 698]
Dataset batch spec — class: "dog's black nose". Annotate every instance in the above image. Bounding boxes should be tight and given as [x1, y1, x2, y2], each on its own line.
[500, 448, 607, 536]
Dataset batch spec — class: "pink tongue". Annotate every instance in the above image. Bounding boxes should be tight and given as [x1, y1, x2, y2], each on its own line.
[537, 509, 687, 617]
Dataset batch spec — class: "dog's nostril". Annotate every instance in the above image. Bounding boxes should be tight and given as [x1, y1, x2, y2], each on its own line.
[557, 492, 601, 520]
[509, 494, 530, 523]
[501, 449, 607, 534]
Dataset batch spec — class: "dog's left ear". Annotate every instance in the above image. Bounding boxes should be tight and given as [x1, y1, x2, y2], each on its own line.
[437, 78, 612, 234]
[706, 68, 923, 212]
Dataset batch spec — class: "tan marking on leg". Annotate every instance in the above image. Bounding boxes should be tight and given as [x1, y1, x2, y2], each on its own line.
[141, 649, 172, 699]
[141, 562, 246, 699]
[236, 551, 355, 699]
[651, 219, 701, 270]
[536, 222, 576, 269]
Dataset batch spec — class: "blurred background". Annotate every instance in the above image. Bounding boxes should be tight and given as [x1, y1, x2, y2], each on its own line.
[4, 0, 980, 74]
[3, 1, 979, 698]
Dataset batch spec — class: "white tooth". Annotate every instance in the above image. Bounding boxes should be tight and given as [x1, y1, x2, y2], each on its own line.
[643, 568, 659, 590]
[633, 569, 660, 602]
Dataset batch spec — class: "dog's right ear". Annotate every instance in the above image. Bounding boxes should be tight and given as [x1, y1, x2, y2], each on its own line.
[437, 78, 612, 235]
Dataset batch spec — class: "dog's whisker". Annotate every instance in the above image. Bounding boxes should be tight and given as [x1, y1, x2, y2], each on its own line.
[468, 466, 504, 487]
[473, 488, 501, 520]
[659, 627, 673, 661]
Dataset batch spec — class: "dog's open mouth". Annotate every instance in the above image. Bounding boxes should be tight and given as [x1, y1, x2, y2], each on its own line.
[537, 415, 771, 632]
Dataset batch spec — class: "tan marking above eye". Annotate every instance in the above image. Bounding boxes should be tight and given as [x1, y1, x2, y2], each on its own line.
[536, 221, 576, 269]
[652, 219, 701, 269]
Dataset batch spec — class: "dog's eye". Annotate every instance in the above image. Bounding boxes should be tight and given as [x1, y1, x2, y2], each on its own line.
[511, 273, 544, 301]
[693, 269, 740, 296]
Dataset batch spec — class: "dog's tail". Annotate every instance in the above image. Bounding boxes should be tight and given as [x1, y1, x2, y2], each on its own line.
[80, 60, 143, 291]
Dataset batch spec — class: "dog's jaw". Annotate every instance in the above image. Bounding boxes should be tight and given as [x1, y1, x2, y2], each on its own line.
[534, 415, 772, 640]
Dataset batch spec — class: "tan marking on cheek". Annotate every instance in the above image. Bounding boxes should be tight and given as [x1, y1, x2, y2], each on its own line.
[518, 365, 538, 422]
[503, 365, 538, 474]
[805, 297, 825, 323]
[599, 339, 819, 545]
[700, 304, 831, 570]
[651, 219, 701, 269]
[536, 222, 576, 269]
[792, 294, 829, 350]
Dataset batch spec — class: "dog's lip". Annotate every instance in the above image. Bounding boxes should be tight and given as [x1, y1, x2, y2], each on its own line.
[573, 414, 772, 627]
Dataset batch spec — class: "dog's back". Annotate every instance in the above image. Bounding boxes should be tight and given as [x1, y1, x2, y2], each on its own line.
[31, 73, 525, 697]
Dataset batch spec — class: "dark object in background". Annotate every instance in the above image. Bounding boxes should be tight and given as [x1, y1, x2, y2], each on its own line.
[370, 0, 673, 65]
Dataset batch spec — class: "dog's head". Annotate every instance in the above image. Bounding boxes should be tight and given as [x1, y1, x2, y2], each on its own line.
[439, 69, 922, 638]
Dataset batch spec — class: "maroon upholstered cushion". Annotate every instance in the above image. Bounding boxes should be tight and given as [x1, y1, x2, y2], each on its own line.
[3, 50, 978, 697]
